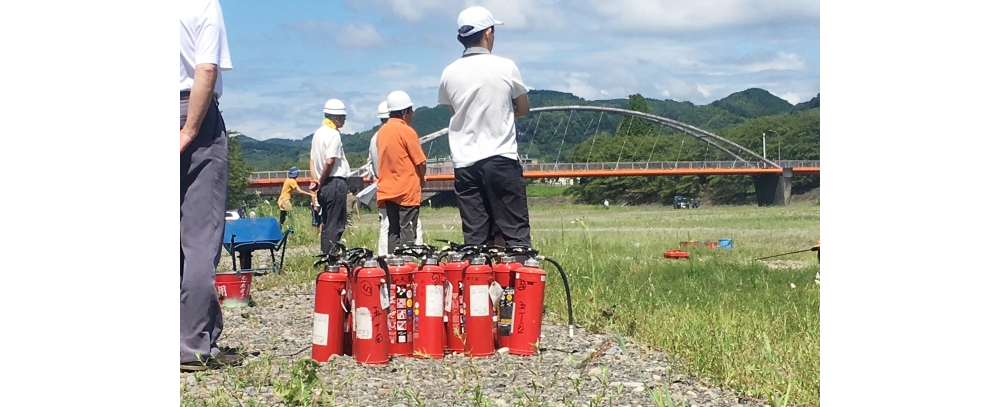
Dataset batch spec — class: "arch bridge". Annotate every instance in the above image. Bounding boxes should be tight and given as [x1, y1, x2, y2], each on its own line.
[249, 106, 819, 206]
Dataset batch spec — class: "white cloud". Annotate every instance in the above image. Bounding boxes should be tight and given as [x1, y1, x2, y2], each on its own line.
[779, 92, 801, 105]
[283, 21, 385, 49]
[741, 52, 805, 72]
[586, 0, 819, 32]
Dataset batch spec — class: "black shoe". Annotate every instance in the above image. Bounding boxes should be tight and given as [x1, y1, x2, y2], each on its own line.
[180, 353, 244, 372]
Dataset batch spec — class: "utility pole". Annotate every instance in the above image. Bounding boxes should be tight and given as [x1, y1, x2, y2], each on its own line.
[761, 132, 767, 160]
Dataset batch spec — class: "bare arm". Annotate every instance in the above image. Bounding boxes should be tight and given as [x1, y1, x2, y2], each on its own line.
[308, 159, 318, 191]
[417, 162, 427, 189]
[512, 94, 530, 118]
[447, 105, 455, 116]
[181, 64, 219, 154]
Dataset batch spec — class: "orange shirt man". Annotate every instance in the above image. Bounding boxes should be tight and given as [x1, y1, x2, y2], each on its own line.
[376, 91, 426, 252]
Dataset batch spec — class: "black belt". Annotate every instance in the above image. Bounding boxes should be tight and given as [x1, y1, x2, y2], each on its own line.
[325, 176, 346, 182]
[181, 90, 190, 100]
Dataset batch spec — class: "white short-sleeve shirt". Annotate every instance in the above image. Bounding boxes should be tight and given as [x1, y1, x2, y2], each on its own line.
[438, 48, 528, 168]
[311, 125, 351, 179]
[180, 0, 232, 93]
[368, 131, 380, 178]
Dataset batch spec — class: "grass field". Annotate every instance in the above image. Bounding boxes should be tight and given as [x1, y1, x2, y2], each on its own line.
[240, 200, 820, 406]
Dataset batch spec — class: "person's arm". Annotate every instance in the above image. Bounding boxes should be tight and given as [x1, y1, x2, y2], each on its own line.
[181, 64, 218, 154]
[512, 94, 530, 118]
[447, 105, 455, 116]
[417, 162, 427, 189]
[511, 63, 530, 118]
[406, 129, 428, 188]
[308, 159, 318, 192]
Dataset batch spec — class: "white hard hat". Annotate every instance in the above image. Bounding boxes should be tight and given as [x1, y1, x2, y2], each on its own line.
[377, 101, 389, 119]
[386, 91, 413, 112]
[323, 99, 347, 115]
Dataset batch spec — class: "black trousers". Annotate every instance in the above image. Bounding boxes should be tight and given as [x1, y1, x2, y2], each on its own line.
[318, 177, 347, 254]
[384, 200, 419, 254]
[454, 156, 531, 247]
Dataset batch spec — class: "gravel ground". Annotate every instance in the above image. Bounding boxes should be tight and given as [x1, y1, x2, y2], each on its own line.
[181, 284, 770, 407]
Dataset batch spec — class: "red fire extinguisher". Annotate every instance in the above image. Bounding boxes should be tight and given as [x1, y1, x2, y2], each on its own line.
[351, 259, 390, 365]
[442, 253, 467, 354]
[387, 258, 413, 357]
[411, 256, 446, 358]
[493, 255, 522, 350]
[507, 257, 548, 356]
[312, 263, 349, 362]
[462, 255, 496, 357]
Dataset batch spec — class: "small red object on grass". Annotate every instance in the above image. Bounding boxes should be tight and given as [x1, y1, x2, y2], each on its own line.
[664, 250, 690, 259]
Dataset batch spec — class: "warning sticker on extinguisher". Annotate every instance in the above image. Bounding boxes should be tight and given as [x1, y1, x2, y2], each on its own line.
[426, 285, 443, 317]
[312, 313, 329, 346]
[469, 285, 490, 317]
[355, 308, 373, 339]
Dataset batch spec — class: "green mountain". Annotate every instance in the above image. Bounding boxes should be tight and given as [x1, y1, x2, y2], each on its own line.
[234, 88, 815, 171]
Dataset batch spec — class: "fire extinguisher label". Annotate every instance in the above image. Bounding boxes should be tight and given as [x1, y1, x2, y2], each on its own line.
[497, 287, 515, 336]
[426, 285, 443, 317]
[312, 312, 329, 346]
[469, 285, 490, 317]
[379, 284, 390, 310]
[444, 282, 452, 312]
[355, 307, 373, 339]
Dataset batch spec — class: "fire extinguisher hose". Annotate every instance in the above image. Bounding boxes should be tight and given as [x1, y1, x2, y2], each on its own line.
[538, 256, 575, 338]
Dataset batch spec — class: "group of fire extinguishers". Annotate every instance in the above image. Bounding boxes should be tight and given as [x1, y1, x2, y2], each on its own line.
[310, 241, 575, 366]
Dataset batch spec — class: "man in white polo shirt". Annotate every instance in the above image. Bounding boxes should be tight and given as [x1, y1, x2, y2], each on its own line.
[180, 0, 242, 372]
[438, 6, 532, 248]
[309, 99, 352, 254]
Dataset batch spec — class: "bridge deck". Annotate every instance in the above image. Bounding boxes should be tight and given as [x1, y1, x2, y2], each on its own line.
[246, 160, 819, 193]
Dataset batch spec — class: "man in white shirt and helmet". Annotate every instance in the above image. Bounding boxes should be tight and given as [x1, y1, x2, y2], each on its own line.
[309, 98, 352, 254]
[438, 6, 532, 249]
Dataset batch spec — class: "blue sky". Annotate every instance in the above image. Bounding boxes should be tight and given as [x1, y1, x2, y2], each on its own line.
[216, 0, 819, 140]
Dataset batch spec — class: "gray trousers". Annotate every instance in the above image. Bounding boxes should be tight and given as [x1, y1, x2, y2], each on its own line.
[180, 96, 228, 363]
[318, 177, 347, 254]
[384, 201, 419, 254]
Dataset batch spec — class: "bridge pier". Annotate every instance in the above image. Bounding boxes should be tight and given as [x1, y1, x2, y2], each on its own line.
[754, 167, 793, 206]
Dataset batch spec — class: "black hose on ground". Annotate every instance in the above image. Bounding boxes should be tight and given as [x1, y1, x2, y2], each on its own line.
[538, 256, 574, 338]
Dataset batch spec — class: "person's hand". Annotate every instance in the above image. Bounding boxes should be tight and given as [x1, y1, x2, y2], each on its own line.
[309, 181, 318, 192]
[180, 129, 197, 154]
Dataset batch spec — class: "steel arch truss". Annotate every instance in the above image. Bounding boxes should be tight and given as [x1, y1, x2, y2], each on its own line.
[353, 105, 780, 177]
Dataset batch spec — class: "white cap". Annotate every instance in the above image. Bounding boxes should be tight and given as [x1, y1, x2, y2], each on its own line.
[377, 101, 389, 119]
[386, 91, 413, 112]
[457, 6, 503, 37]
[323, 99, 347, 115]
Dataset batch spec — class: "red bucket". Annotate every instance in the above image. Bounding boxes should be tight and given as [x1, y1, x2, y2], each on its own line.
[215, 272, 253, 308]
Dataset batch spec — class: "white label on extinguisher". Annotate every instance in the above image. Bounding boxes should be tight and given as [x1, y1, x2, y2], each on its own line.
[469, 285, 490, 317]
[379, 283, 390, 310]
[444, 281, 452, 312]
[426, 285, 444, 317]
[355, 307, 373, 339]
[312, 313, 329, 346]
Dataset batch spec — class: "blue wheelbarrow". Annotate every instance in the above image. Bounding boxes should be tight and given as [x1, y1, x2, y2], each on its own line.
[223, 217, 293, 275]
